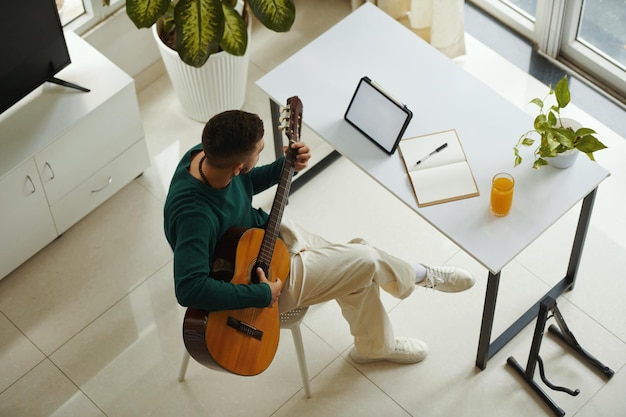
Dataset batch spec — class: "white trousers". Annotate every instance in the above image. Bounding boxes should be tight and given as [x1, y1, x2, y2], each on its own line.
[278, 219, 416, 358]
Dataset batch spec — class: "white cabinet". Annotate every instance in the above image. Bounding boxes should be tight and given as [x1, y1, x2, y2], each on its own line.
[50, 139, 148, 233]
[0, 31, 149, 280]
[0, 160, 58, 279]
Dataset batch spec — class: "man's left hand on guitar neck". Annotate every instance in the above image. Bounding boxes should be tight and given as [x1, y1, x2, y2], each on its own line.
[285, 141, 311, 172]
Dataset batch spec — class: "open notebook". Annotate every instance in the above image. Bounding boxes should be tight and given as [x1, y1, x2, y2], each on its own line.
[398, 129, 479, 207]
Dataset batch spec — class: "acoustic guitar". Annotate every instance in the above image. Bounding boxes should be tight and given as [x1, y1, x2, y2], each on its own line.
[182, 96, 303, 376]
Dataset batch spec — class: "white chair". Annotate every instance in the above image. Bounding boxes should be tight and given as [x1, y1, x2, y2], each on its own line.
[178, 306, 311, 398]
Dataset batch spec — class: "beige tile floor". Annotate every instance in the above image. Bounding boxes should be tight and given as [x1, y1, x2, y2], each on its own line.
[1, 1, 625, 416]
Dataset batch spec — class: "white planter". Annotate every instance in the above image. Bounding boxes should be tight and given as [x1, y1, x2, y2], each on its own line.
[545, 118, 581, 169]
[152, 24, 250, 122]
[546, 148, 579, 169]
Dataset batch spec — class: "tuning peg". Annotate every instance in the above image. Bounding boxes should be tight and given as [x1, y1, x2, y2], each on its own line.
[278, 113, 290, 131]
[278, 102, 294, 132]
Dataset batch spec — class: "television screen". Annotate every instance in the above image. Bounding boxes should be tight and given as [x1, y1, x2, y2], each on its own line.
[0, 0, 71, 115]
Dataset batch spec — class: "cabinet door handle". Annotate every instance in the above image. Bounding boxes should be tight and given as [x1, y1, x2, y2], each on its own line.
[91, 176, 112, 193]
[44, 162, 56, 180]
[26, 175, 36, 194]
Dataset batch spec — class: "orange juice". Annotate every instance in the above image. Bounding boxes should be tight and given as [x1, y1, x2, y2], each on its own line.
[490, 173, 514, 217]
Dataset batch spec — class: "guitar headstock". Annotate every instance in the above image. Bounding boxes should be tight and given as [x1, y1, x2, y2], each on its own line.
[280, 96, 303, 156]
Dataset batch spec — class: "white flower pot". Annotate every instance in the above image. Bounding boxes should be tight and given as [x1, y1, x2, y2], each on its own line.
[545, 118, 581, 169]
[546, 148, 579, 169]
[152, 23, 250, 122]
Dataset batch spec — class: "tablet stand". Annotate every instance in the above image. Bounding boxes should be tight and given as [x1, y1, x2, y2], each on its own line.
[506, 296, 614, 416]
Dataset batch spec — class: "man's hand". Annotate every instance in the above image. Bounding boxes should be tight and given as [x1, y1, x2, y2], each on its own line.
[256, 267, 282, 307]
[285, 141, 311, 172]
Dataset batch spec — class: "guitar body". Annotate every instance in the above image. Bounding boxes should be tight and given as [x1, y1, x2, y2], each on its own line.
[183, 227, 290, 376]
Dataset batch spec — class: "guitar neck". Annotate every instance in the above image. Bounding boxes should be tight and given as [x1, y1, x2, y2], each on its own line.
[256, 95, 302, 275]
[258, 154, 295, 269]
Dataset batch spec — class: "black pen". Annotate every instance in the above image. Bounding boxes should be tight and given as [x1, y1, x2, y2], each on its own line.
[416, 143, 448, 165]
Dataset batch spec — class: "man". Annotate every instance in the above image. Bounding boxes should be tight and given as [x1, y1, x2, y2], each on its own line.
[164, 110, 474, 365]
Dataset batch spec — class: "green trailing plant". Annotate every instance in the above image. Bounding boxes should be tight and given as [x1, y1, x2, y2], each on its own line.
[513, 75, 607, 169]
[121, 0, 295, 67]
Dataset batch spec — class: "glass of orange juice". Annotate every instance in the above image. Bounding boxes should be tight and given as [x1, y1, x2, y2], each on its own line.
[490, 173, 514, 217]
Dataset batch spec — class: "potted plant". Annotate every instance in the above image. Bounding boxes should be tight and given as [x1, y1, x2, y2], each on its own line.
[121, 0, 296, 120]
[513, 75, 607, 169]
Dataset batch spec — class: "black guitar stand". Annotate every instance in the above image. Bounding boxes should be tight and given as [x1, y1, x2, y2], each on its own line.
[506, 296, 614, 417]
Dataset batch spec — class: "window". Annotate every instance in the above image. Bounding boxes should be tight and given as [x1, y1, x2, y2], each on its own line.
[470, 0, 626, 101]
[575, 0, 625, 69]
[58, 0, 125, 34]
[507, 0, 536, 20]
[560, 0, 626, 97]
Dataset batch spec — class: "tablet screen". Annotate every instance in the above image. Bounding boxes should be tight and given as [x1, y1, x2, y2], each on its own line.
[344, 77, 412, 154]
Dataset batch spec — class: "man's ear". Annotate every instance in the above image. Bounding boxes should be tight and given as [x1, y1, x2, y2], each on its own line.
[233, 162, 245, 176]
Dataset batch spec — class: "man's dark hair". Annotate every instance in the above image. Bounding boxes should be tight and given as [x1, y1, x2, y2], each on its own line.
[202, 110, 264, 168]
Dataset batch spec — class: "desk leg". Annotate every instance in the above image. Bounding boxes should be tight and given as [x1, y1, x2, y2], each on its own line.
[270, 98, 284, 160]
[565, 187, 597, 290]
[268, 97, 342, 194]
[475, 187, 599, 370]
[476, 271, 500, 370]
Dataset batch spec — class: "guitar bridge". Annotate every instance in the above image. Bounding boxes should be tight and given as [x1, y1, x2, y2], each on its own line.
[226, 316, 263, 341]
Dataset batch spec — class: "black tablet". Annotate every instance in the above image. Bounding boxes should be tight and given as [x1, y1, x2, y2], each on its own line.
[344, 76, 413, 155]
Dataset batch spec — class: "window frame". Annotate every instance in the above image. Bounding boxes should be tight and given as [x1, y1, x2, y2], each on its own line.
[468, 0, 626, 102]
[558, 0, 626, 98]
[62, 0, 125, 34]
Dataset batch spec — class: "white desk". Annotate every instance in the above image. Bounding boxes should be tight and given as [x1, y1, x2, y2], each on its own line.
[256, 3, 610, 369]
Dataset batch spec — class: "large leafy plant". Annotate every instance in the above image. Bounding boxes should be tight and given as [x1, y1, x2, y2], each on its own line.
[513, 75, 607, 169]
[123, 0, 295, 67]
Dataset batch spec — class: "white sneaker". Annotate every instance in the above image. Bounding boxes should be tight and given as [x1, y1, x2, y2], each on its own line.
[350, 337, 429, 364]
[419, 265, 475, 292]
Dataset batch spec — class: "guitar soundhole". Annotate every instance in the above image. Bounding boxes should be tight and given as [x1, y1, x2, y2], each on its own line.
[251, 261, 270, 284]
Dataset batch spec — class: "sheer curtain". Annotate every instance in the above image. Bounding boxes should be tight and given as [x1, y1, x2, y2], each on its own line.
[351, 0, 466, 59]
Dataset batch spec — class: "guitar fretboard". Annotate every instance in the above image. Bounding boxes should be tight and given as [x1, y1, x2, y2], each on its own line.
[257, 155, 296, 271]
[255, 96, 301, 277]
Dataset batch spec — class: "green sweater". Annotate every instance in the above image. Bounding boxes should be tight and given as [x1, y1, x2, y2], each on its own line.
[164, 144, 285, 311]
